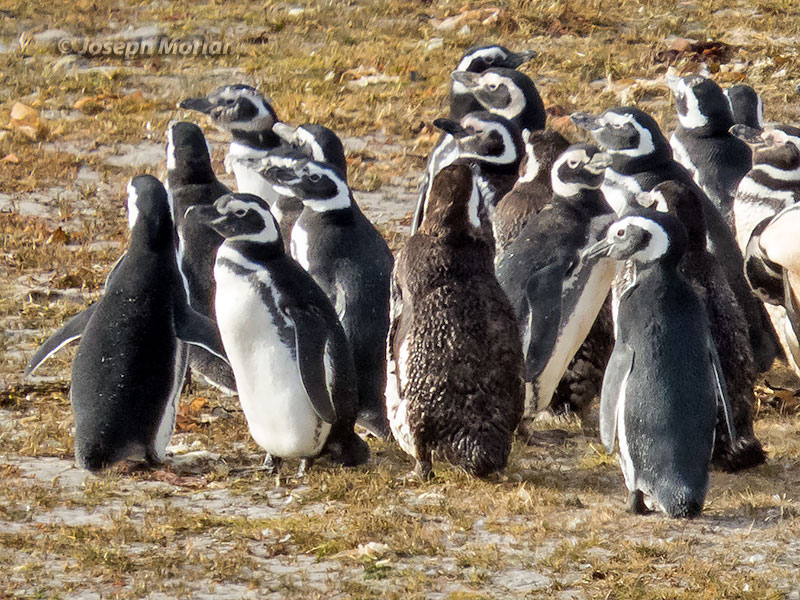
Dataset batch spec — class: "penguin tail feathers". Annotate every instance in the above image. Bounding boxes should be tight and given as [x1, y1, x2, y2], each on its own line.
[712, 435, 767, 473]
[323, 423, 370, 467]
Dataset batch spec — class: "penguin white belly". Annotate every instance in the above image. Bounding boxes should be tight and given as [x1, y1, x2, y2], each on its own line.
[152, 341, 190, 461]
[387, 337, 417, 458]
[601, 174, 641, 216]
[764, 303, 800, 375]
[214, 265, 331, 458]
[733, 193, 784, 251]
[615, 365, 635, 491]
[535, 260, 616, 411]
[231, 162, 281, 205]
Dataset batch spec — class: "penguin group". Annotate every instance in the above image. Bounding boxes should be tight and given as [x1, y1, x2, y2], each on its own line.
[24, 42, 800, 519]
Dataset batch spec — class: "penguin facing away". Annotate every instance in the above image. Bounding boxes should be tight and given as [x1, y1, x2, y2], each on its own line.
[637, 181, 766, 471]
[27, 175, 229, 471]
[496, 144, 616, 417]
[725, 84, 764, 130]
[388, 163, 524, 479]
[166, 121, 237, 394]
[190, 192, 369, 472]
[571, 107, 781, 374]
[450, 45, 537, 120]
[666, 73, 752, 227]
[586, 210, 733, 518]
[260, 159, 394, 439]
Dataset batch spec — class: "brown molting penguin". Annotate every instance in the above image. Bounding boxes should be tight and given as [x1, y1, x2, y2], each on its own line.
[493, 129, 571, 264]
[387, 163, 524, 479]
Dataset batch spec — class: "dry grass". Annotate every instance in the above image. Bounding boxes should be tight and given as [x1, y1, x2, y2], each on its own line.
[2, 0, 800, 598]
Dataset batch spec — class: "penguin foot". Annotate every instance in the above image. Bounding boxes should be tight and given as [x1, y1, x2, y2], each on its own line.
[413, 459, 434, 481]
[629, 490, 650, 515]
[712, 435, 767, 472]
[263, 453, 283, 475]
[295, 458, 314, 478]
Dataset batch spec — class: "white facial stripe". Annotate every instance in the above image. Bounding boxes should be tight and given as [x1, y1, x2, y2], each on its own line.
[755, 163, 800, 182]
[300, 163, 351, 212]
[456, 47, 507, 71]
[651, 190, 668, 213]
[676, 79, 709, 129]
[756, 95, 764, 128]
[295, 127, 326, 162]
[220, 199, 279, 244]
[618, 118, 655, 157]
[760, 205, 800, 269]
[457, 119, 517, 165]
[467, 175, 482, 228]
[126, 180, 139, 230]
[602, 112, 633, 127]
[612, 216, 670, 262]
[518, 130, 540, 183]
[479, 72, 525, 120]
[218, 88, 275, 132]
[166, 126, 177, 171]
[550, 149, 591, 196]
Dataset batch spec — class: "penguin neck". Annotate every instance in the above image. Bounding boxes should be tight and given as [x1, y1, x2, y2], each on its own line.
[553, 188, 611, 218]
[449, 92, 482, 121]
[231, 128, 282, 151]
[222, 239, 284, 265]
[609, 148, 670, 175]
[515, 104, 546, 133]
[168, 159, 217, 186]
[677, 112, 733, 138]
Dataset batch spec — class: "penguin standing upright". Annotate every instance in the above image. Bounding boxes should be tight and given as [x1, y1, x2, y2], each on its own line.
[450, 45, 537, 120]
[666, 73, 752, 227]
[637, 181, 766, 471]
[388, 164, 524, 479]
[26, 176, 228, 471]
[166, 121, 236, 394]
[191, 193, 369, 472]
[411, 112, 523, 234]
[587, 210, 734, 518]
[261, 159, 393, 438]
[492, 129, 571, 263]
[571, 107, 781, 373]
[496, 144, 616, 419]
[725, 84, 764, 130]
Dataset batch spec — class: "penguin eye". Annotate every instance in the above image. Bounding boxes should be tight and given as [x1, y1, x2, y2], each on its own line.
[610, 122, 624, 129]
[567, 158, 579, 169]
[485, 56, 495, 64]
[307, 173, 321, 183]
[487, 83, 499, 91]
[234, 208, 247, 217]
[615, 228, 627, 238]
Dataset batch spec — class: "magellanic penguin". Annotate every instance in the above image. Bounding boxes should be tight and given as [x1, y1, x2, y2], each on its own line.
[725, 84, 764, 130]
[450, 45, 537, 120]
[411, 111, 523, 234]
[260, 160, 394, 439]
[666, 73, 752, 228]
[230, 120, 348, 249]
[587, 210, 735, 518]
[571, 107, 781, 374]
[180, 84, 283, 204]
[190, 192, 369, 473]
[492, 128, 571, 264]
[25, 176, 229, 471]
[387, 163, 524, 479]
[637, 181, 766, 471]
[166, 121, 236, 394]
[496, 144, 616, 419]
[733, 125, 800, 377]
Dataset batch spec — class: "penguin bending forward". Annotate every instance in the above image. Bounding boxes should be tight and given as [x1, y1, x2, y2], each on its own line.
[388, 164, 524, 479]
[587, 210, 736, 518]
[191, 192, 369, 473]
[26, 176, 229, 471]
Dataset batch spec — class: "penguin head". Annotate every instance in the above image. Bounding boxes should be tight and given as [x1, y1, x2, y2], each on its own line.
[455, 45, 537, 73]
[260, 159, 351, 212]
[434, 111, 523, 169]
[747, 126, 800, 175]
[517, 128, 571, 183]
[636, 180, 707, 252]
[666, 73, 732, 131]
[449, 68, 546, 130]
[586, 210, 686, 266]
[126, 174, 173, 246]
[180, 84, 278, 135]
[758, 204, 800, 276]
[419, 163, 489, 242]
[272, 122, 347, 176]
[571, 107, 669, 161]
[724, 84, 763, 129]
[550, 144, 612, 198]
[166, 121, 214, 182]
[188, 192, 281, 245]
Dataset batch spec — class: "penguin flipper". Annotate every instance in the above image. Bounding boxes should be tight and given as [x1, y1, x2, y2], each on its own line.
[24, 304, 97, 377]
[282, 305, 338, 425]
[523, 262, 568, 380]
[707, 336, 738, 447]
[744, 217, 784, 305]
[599, 342, 634, 453]
[173, 303, 229, 365]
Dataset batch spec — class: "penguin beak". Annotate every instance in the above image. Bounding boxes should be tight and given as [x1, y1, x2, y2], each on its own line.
[433, 118, 469, 138]
[450, 71, 481, 89]
[179, 96, 215, 114]
[261, 165, 302, 186]
[570, 112, 602, 131]
[506, 50, 537, 68]
[184, 204, 223, 225]
[585, 152, 613, 174]
[729, 124, 767, 147]
[272, 121, 298, 143]
[583, 238, 615, 261]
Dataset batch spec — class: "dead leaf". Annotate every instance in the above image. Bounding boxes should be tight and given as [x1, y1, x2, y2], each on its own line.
[46, 227, 69, 245]
[1, 153, 20, 164]
[9, 102, 42, 140]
